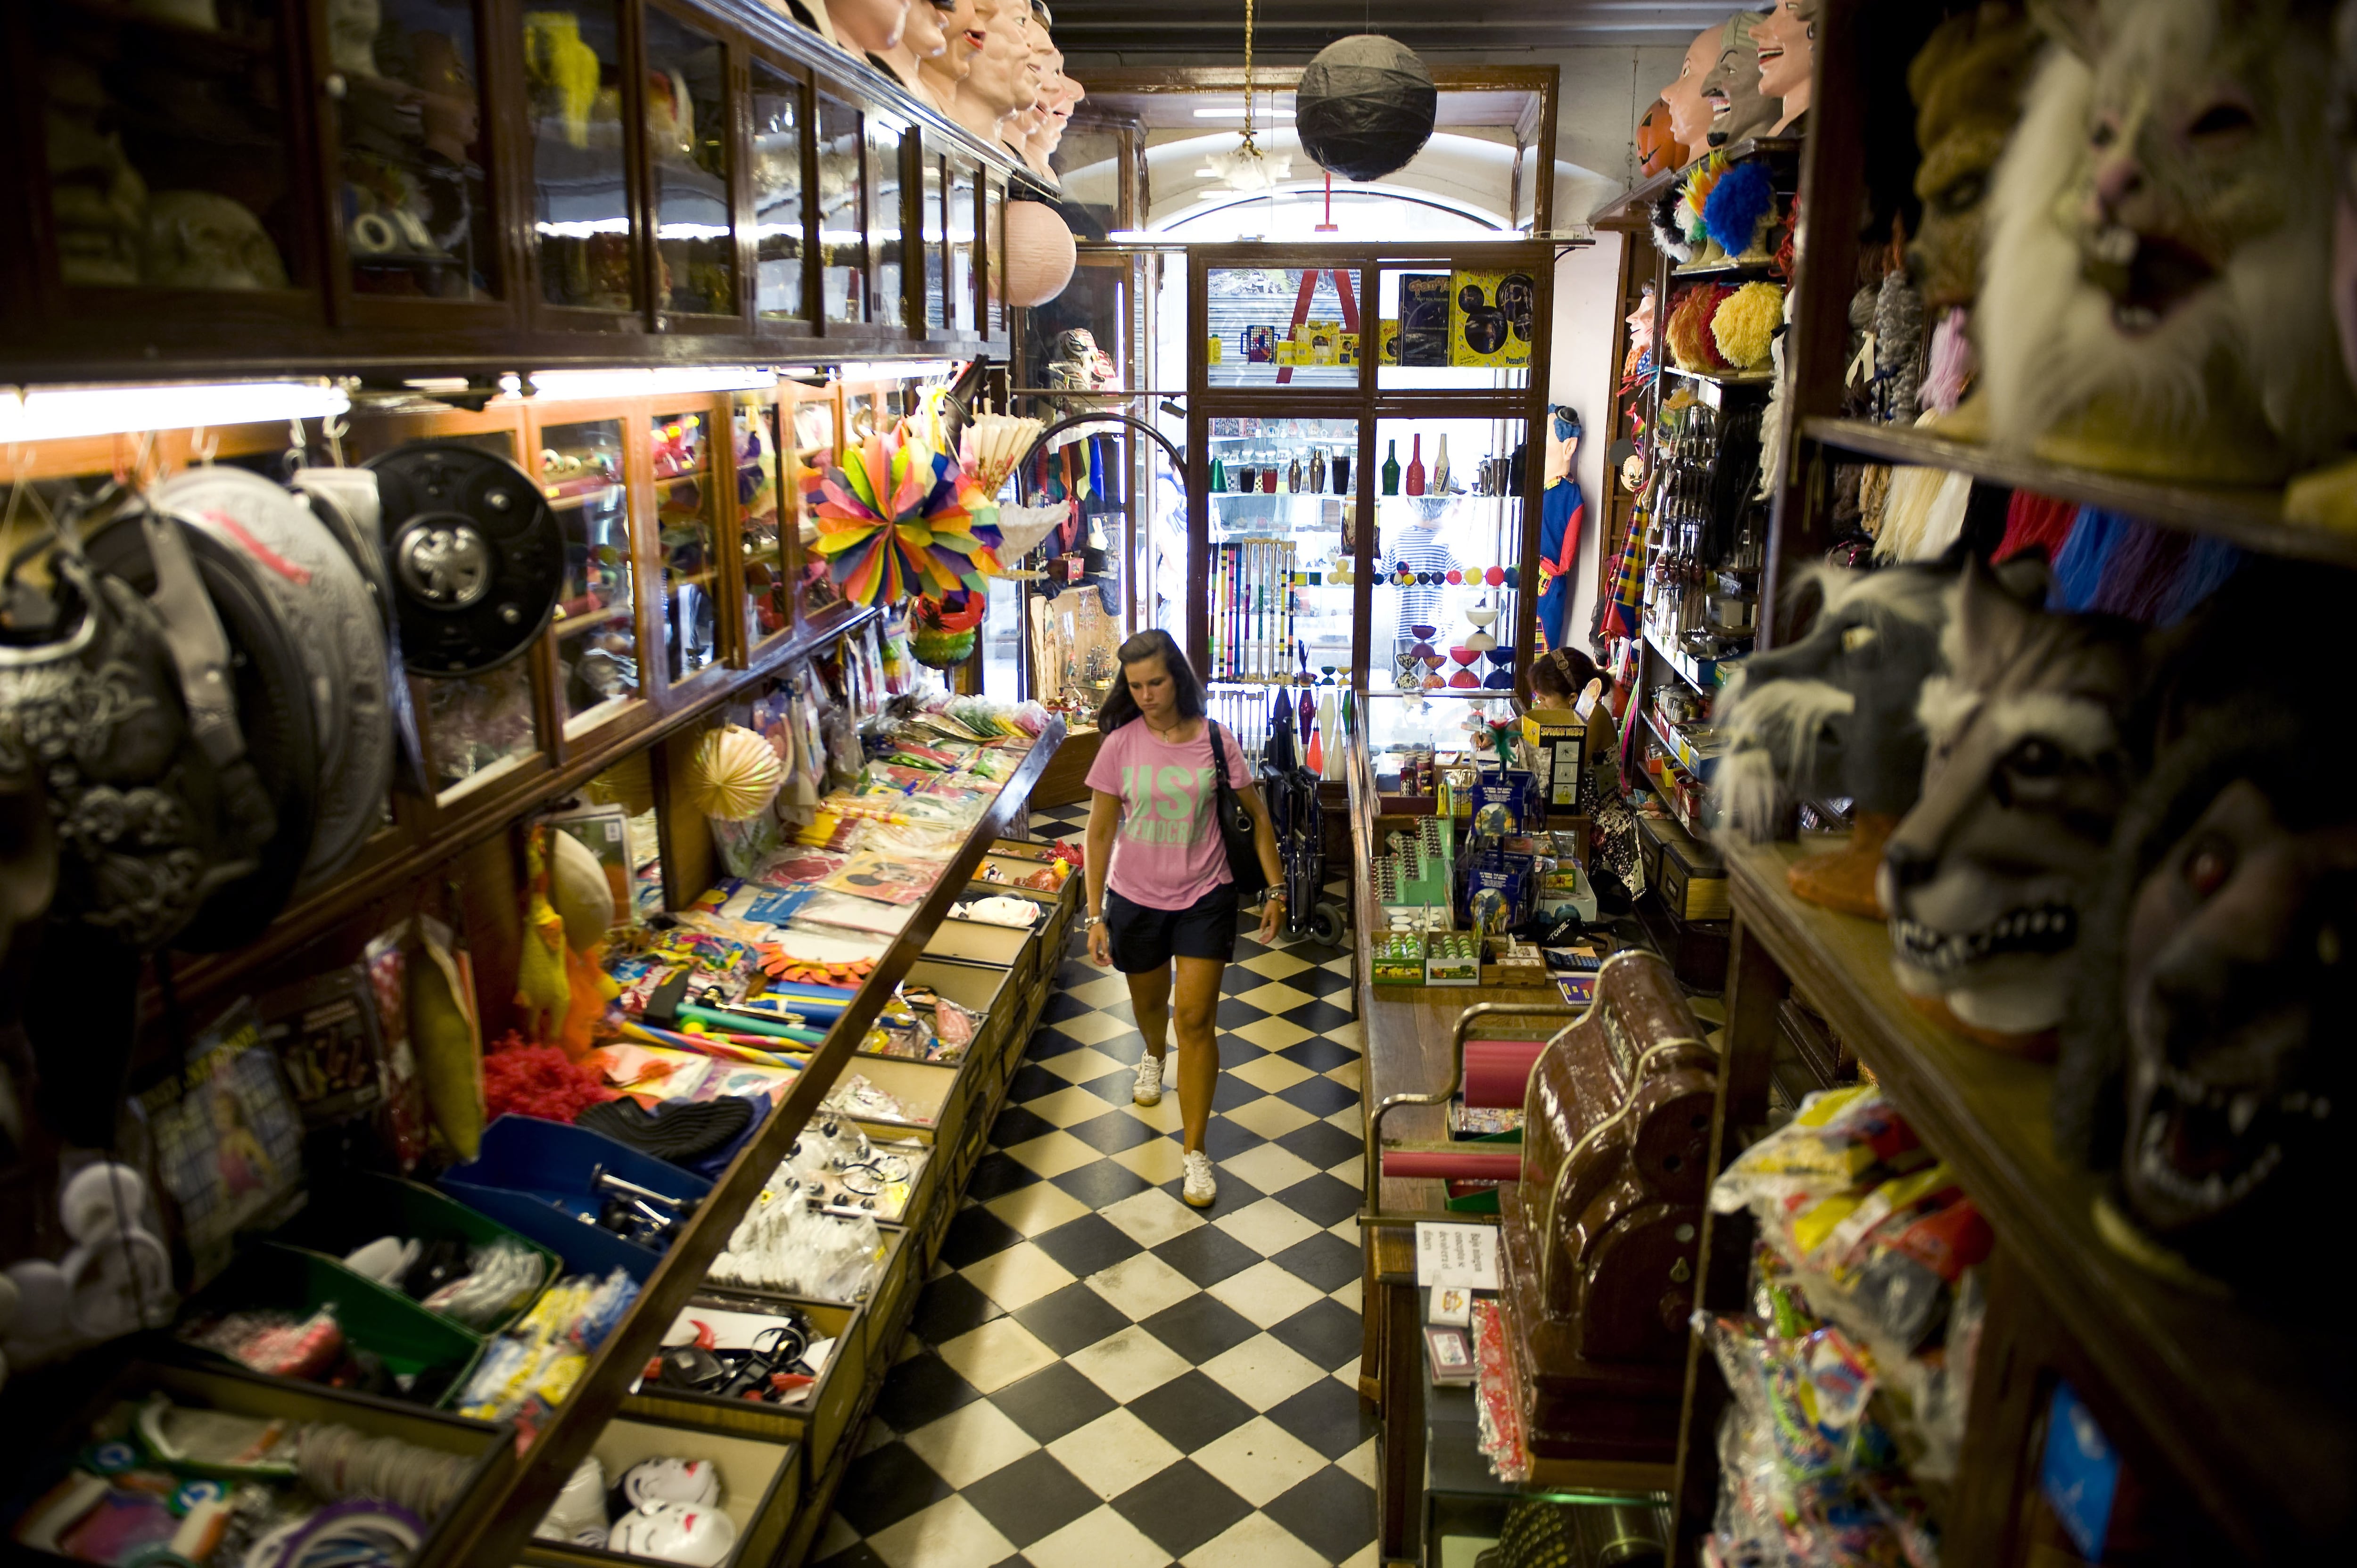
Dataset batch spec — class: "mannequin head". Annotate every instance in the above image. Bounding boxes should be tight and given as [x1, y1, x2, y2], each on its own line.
[949, 0, 1034, 141]
[875, 0, 946, 103]
[824, 0, 907, 55]
[917, 0, 980, 108]
[1755, 0, 1819, 132]
[1661, 25, 1722, 154]
[1702, 11, 1780, 148]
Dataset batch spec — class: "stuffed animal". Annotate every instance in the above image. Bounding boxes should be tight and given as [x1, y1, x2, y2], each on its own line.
[1974, 0, 2357, 484]
[1881, 555, 2144, 1053]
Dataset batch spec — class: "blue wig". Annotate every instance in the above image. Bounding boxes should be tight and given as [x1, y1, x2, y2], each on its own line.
[1702, 161, 1776, 256]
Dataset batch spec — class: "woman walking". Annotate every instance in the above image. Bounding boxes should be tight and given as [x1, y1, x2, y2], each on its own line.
[1082, 630, 1285, 1207]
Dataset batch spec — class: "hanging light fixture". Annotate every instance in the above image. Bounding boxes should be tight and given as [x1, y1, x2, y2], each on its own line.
[1213, 0, 1291, 194]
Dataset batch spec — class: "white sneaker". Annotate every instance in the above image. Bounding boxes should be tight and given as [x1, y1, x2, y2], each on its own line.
[1182, 1149, 1217, 1208]
[1133, 1052, 1164, 1106]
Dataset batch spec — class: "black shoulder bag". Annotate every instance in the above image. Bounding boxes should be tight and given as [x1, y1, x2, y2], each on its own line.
[1207, 721, 1269, 900]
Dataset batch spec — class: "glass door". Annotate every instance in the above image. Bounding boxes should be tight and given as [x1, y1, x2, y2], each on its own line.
[732, 394, 791, 651]
[643, 3, 736, 325]
[1205, 416, 1360, 687]
[648, 405, 721, 685]
[750, 58, 808, 323]
[539, 415, 642, 732]
[523, 0, 639, 322]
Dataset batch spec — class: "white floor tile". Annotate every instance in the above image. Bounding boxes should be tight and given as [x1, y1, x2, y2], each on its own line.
[865, 1494, 1017, 1568]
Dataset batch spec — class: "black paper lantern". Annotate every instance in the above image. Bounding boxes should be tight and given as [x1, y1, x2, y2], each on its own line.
[1296, 34, 1437, 183]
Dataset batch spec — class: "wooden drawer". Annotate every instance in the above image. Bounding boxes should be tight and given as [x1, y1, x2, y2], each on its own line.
[626, 1289, 864, 1491]
[521, 1412, 800, 1568]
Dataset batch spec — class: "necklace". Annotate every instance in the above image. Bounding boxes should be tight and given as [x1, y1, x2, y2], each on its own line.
[1146, 715, 1193, 744]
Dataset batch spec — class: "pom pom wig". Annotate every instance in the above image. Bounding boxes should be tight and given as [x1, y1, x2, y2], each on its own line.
[1667, 283, 1736, 371]
[1702, 161, 1776, 257]
[1712, 281, 1786, 369]
[1651, 186, 1694, 264]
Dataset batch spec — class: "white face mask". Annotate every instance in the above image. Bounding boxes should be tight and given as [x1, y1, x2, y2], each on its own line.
[607, 1501, 740, 1566]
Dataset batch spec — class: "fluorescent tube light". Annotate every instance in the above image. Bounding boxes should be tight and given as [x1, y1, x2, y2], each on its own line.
[829, 361, 957, 382]
[1191, 108, 1293, 120]
[527, 366, 778, 399]
[0, 379, 349, 443]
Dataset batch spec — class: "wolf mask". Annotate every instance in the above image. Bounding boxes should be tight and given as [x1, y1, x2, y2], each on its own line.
[1880, 555, 2144, 1051]
[1715, 562, 1952, 917]
[1975, 0, 2357, 484]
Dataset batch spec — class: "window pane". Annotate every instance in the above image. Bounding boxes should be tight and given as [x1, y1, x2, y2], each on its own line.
[343, 0, 499, 300]
[868, 118, 904, 328]
[751, 61, 805, 320]
[540, 418, 641, 728]
[524, 2, 635, 311]
[817, 96, 865, 324]
[644, 7, 734, 318]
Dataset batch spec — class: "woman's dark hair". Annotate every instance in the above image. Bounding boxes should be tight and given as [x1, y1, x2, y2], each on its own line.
[1095, 628, 1206, 731]
[1533, 647, 1612, 701]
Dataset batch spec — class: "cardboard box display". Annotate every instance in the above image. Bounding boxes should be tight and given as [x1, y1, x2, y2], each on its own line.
[1447, 269, 1537, 368]
[1399, 274, 1452, 366]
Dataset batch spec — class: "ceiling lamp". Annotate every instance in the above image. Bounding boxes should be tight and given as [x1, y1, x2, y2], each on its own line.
[1296, 34, 1437, 182]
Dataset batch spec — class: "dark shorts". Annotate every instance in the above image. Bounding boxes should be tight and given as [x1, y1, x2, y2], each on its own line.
[1104, 883, 1239, 973]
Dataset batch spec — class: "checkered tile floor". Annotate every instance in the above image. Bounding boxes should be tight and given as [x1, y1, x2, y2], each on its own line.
[810, 805, 1376, 1568]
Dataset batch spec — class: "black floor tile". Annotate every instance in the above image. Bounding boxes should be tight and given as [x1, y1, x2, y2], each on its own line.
[1280, 997, 1357, 1033]
[987, 1360, 1119, 1444]
[1278, 1075, 1360, 1117]
[910, 1272, 1005, 1346]
[1010, 1281, 1134, 1355]
[1195, 1116, 1264, 1159]
[830, 1439, 955, 1536]
[1214, 996, 1269, 1028]
[1261, 1465, 1379, 1562]
[1151, 1223, 1262, 1288]
[1270, 1231, 1364, 1294]
[870, 1349, 985, 1433]
[1110, 1459, 1254, 1557]
[1053, 959, 1101, 991]
[1022, 1025, 1090, 1059]
[1047, 1158, 1154, 1208]
[812, 1542, 891, 1568]
[1029, 1212, 1145, 1276]
[1124, 1368, 1257, 1453]
[1091, 999, 1139, 1026]
[958, 1449, 1101, 1548]
[1061, 1108, 1162, 1155]
[989, 1104, 1058, 1149]
[938, 1204, 1027, 1269]
[1004, 1062, 1066, 1103]
[962, 1149, 1046, 1200]
[1263, 1374, 1379, 1460]
[1271, 1172, 1363, 1228]
[1277, 1119, 1363, 1169]
[1267, 1297, 1365, 1372]
[1209, 1075, 1264, 1111]
[1039, 990, 1105, 1023]
[1076, 1069, 1140, 1106]
[1296, 964, 1355, 998]
[1278, 1034, 1360, 1072]
[1137, 1293, 1260, 1365]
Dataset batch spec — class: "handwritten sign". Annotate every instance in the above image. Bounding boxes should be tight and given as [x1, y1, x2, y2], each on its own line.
[1414, 1222, 1500, 1290]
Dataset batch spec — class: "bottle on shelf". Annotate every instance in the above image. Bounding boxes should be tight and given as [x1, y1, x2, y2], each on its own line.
[1287, 453, 1302, 493]
[1382, 440, 1401, 496]
[1209, 454, 1226, 493]
[1432, 435, 1450, 495]
[1310, 446, 1327, 493]
[1333, 450, 1352, 495]
[1405, 435, 1426, 497]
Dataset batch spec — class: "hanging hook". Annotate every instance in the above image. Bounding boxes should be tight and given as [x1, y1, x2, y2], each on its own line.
[324, 411, 349, 469]
[285, 415, 308, 474]
[190, 424, 218, 467]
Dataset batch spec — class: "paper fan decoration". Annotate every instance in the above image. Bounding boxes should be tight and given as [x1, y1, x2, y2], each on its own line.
[962, 412, 1045, 495]
[689, 725, 784, 820]
[802, 430, 1005, 605]
[992, 501, 1067, 564]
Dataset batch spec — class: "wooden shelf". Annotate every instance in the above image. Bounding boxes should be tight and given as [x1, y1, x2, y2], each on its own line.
[430, 718, 1067, 1568]
[1724, 839, 2354, 1558]
[1664, 364, 1774, 390]
[1590, 137, 1804, 231]
[1797, 417, 2357, 569]
[1670, 256, 1783, 280]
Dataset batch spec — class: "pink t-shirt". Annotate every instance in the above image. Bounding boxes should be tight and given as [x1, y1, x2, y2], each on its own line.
[1085, 718, 1252, 911]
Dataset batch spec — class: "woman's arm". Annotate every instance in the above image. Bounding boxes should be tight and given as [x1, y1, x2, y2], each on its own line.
[1084, 788, 1120, 966]
[1238, 779, 1286, 942]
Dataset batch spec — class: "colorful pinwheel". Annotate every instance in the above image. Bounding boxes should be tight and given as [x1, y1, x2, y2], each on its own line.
[801, 430, 1005, 606]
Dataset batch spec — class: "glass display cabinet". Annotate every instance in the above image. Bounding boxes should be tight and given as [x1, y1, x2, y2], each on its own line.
[0, 0, 1018, 371]
[538, 412, 644, 733]
[1182, 244, 1555, 771]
